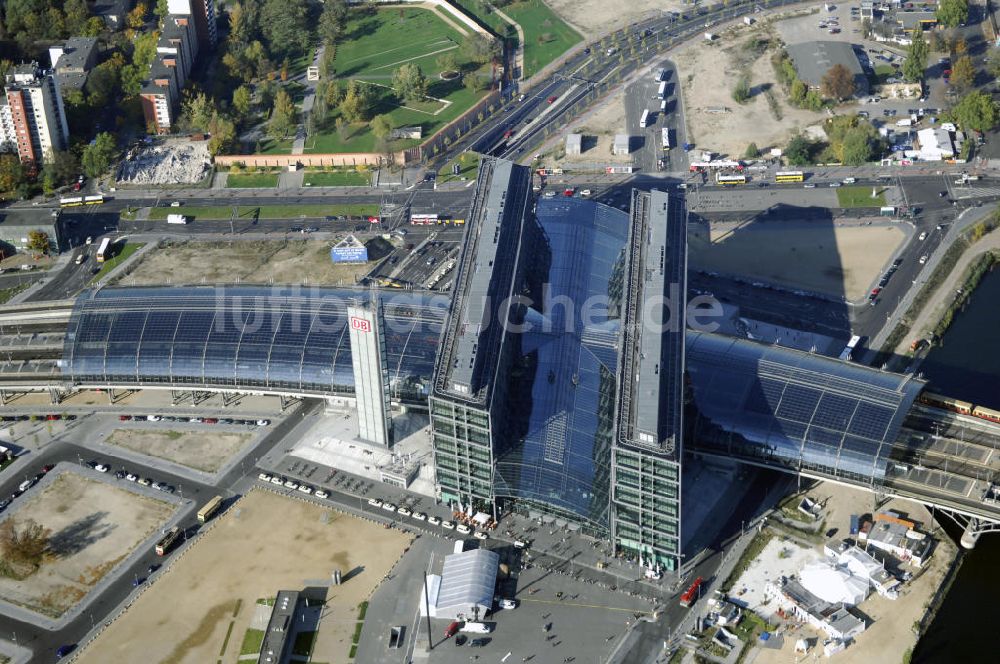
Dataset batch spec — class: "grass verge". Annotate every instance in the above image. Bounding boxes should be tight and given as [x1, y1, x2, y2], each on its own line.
[303, 171, 370, 187]
[146, 204, 379, 221]
[240, 628, 265, 656]
[226, 173, 279, 188]
[0, 282, 30, 305]
[504, 0, 583, 78]
[720, 530, 774, 593]
[836, 185, 886, 207]
[89, 243, 144, 284]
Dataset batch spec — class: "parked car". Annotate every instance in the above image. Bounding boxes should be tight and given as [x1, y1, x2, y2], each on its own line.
[428, 515, 441, 525]
[259, 473, 273, 482]
[94, 463, 109, 473]
[315, 490, 329, 499]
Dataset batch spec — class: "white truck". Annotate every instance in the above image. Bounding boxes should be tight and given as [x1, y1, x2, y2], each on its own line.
[167, 214, 189, 224]
[460, 622, 492, 634]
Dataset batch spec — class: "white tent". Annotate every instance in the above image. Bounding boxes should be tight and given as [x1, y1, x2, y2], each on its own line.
[799, 562, 868, 605]
[432, 548, 500, 620]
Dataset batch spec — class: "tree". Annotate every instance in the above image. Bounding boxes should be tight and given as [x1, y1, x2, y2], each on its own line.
[64, 0, 91, 34]
[436, 52, 458, 74]
[464, 72, 489, 93]
[339, 80, 374, 123]
[987, 48, 1000, 80]
[48, 151, 79, 187]
[790, 79, 807, 105]
[936, 0, 969, 28]
[786, 135, 813, 166]
[953, 37, 967, 56]
[335, 116, 349, 142]
[181, 92, 214, 132]
[268, 89, 297, 138]
[155, 0, 169, 20]
[371, 114, 394, 140]
[903, 31, 928, 83]
[232, 85, 252, 119]
[953, 90, 1000, 132]
[26, 230, 50, 255]
[950, 55, 975, 92]
[0, 155, 25, 193]
[0, 518, 50, 576]
[207, 112, 237, 156]
[804, 90, 824, 111]
[841, 127, 877, 166]
[319, 0, 348, 44]
[744, 143, 760, 159]
[732, 77, 751, 103]
[127, 2, 147, 30]
[81, 132, 117, 178]
[261, 0, 312, 58]
[821, 64, 856, 100]
[392, 63, 429, 102]
[462, 33, 500, 64]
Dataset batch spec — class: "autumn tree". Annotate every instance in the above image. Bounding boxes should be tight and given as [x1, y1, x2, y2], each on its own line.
[207, 112, 237, 156]
[436, 52, 458, 73]
[0, 155, 25, 193]
[821, 64, 856, 100]
[26, 230, 50, 255]
[936, 0, 969, 28]
[949, 55, 975, 92]
[338, 80, 375, 123]
[126, 2, 148, 31]
[232, 85, 252, 119]
[0, 518, 50, 578]
[268, 89, 297, 138]
[462, 33, 500, 64]
[371, 114, 394, 140]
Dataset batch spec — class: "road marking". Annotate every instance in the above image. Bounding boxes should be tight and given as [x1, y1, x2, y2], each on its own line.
[517, 598, 650, 614]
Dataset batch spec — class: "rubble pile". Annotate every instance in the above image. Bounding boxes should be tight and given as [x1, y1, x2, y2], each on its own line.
[116, 141, 212, 185]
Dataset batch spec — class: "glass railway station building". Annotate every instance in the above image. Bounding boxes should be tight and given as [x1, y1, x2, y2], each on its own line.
[60, 157, 926, 574]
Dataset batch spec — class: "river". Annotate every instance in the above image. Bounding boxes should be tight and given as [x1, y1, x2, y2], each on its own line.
[911, 267, 1000, 663]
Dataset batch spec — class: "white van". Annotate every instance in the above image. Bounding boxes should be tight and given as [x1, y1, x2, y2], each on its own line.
[842, 177, 856, 184]
[456, 523, 472, 534]
[460, 622, 492, 634]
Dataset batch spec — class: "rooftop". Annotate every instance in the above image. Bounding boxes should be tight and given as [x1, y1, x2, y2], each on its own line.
[786, 41, 868, 95]
[53, 37, 98, 73]
[435, 547, 499, 613]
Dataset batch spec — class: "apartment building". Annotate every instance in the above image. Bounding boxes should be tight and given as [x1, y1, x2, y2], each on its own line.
[3, 64, 70, 166]
[49, 37, 100, 93]
[167, 0, 217, 49]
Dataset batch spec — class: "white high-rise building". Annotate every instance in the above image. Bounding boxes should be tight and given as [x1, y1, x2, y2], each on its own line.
[3, 63, 69, 166]
[348, 300, 393, 447]
[167, 0, 217, 49]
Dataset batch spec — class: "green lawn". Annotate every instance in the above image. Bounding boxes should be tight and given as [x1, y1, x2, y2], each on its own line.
[146, 204, 379, 221]
[873, 64, 895, 84]
[89, 243, 144, 284]
[437, 150, 481, 181]
[503, 0, 582, 78]
[276, 7, 492, 156]
[451, 0, 518, 39]
[836, 185, 887, 207]
[226, 173, 279, 188]
[0, 282, 29, 305]
[239, 629, 265, 656]
[303, 171, 370, 186]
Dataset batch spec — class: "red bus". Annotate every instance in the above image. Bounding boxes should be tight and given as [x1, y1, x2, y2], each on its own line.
[679, 577, 703, 608]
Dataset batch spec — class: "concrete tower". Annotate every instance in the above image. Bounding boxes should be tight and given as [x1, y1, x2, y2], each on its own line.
[347, 298, 393, 447]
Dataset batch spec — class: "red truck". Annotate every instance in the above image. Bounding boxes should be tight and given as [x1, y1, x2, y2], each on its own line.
[444, 621, 461, 638]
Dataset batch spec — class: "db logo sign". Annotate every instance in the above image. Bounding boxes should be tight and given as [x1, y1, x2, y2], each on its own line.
[350, 316, 371, 333]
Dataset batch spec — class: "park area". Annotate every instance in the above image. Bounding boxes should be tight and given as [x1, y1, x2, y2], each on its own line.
[500, 0, 583, 77]
[0, 470, 175, 619]
[104, 428, 254, 474]
[76, 490, 411, 664]
[688, 219, 905, 300]
[114, 240, 373, 287]
[262, 7, 492, 155]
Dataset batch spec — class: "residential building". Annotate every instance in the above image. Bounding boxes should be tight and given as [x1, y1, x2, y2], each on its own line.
[859, 511, 934, 567]
[157, 16, 198, 89]
[167, 0, 218, 50]
[49, 37, 100, 93]
[3, 63, 70, 166]
[140, 61, 179, 134]
[0, 101, 16, 154]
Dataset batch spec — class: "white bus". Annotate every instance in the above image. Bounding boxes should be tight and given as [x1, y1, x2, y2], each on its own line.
[656, 68, 667, 82]
[838, 335, 862, 361]
[657, 82, 667, 99]
[95, 237, 111, 263]
[716, 173, 747, 185]
[639, 109, 651, 128]
[410, 213, 439, 225]
[661, 127, 671, 151]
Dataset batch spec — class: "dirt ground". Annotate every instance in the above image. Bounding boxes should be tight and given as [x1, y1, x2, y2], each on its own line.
[77, 490, 410, 664]
[552, 98, 637, 166]
[748, 481, 958, 664]
[104, 428, 254, 473]
[545, 0, 686, 39]
[673, 7, 830, 158]
[688, 220, 904, 300]
[116, 240, 370, 287]
[0, 471, 175, 619]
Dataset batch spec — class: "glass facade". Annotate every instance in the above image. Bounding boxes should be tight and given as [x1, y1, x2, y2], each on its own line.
[685, 331, 925, 485]
[490, 199, 627, 531]
[63, 286, 447, 399]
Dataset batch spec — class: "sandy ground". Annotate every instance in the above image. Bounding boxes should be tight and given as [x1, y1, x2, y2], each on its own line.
[552, 98, 637, 166]
[77, 490, 410, 664]
[673, 7, 831, 158]
[0, 471, 175, 619]
[116, 240, 369, 287]
[688, 221, 904, 300]
[104, 428, 254, 473]
[740, 481, 958, 664]
[545, 0, 686, 39]
[2, 390, 285, 412]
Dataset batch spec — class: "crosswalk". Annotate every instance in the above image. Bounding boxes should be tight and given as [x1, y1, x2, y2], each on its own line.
[953, 185, 1000, 199]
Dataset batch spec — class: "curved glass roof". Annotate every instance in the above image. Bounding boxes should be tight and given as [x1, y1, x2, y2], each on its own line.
[684, 331, 925, 484]
[63, 287, 448, 399]
[492, 198, 628, 528]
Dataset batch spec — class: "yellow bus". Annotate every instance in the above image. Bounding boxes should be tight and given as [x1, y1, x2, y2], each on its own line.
[775, 170, 805, 183]
[197, 495, 223, 523]
[716, 174, 747, 185]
